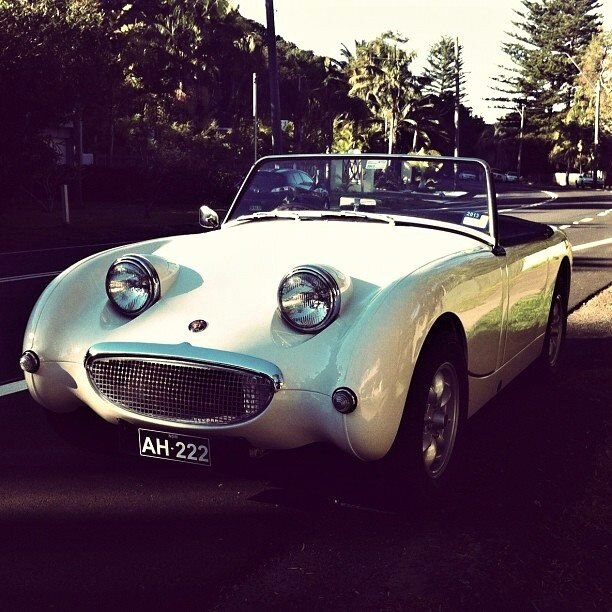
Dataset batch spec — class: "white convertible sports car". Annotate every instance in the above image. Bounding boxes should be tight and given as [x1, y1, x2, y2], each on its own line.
[21, 154, 572, 486]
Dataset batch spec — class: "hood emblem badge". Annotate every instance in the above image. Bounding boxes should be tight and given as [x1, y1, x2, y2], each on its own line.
[188, 319, 208, 333]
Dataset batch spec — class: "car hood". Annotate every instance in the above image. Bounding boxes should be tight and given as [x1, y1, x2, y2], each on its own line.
[78, 219, 486, 364]
[155, 219, 485, 289]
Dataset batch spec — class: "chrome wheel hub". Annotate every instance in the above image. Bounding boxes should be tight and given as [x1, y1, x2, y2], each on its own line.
[422, 362, 459, 479]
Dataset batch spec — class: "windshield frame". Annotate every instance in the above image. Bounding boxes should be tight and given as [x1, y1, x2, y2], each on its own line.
[224, 154, 500, 251]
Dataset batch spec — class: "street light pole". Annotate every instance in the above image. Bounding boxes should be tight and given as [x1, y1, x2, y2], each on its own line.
[454, 37, 460, 157]
[517, 103, 525, 178]
[594, 77, 601, 184]
[265, 0, 282, 154]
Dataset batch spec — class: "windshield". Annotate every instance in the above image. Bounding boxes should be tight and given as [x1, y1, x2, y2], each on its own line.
[227, 155, 494, 239]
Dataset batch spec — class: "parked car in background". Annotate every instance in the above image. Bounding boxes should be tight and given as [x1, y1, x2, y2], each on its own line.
[576, 173, 599, 188]
[504, 171, 520, 183]
[240, 167, 329, 211]
[492, 169, 505, 182]
[457, 169, 479, 181]
[20, 154, 572, 490]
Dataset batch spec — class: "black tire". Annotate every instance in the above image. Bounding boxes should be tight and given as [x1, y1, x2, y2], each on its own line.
[536, 280, 568, 377]
[386, 332, 468, 491]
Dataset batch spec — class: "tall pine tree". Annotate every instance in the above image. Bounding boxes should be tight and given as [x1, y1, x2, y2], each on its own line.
[422, 36, 467, 154]
[423, 36, 466, 101]
[491, 0, 603, 172]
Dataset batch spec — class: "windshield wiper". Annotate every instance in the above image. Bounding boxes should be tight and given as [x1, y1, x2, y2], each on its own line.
[317, 210, 396, 225]
[229, 211, 302, 225]
[229, 209, 398, 226]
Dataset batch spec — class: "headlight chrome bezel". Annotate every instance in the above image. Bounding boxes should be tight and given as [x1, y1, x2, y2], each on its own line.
[106, 254, 161, 317]
[278, 265, 341, 333]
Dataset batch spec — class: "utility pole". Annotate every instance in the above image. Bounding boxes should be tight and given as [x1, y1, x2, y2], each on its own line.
[295, 75, 303, 152]
[454, 37, 460, 157]
[252, 73, 258, 161]
[265, 0, 282, 154]
[517, 104, 525, 178]
[593, 77, 601, 184]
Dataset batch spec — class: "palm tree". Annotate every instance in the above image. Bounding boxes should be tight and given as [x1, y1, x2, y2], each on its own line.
[344, 32, 424, 153]
[307, 56, 369, 151]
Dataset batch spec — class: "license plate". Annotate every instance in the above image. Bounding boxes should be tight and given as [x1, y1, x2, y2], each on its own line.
[138, 428, 211, 467]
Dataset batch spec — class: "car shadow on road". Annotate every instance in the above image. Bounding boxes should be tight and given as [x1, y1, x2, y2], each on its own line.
[1, 337, 608, 610]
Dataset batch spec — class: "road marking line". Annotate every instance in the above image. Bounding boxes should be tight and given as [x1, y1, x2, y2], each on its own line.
[0, 271, 61, 284]
[572, 238, 612, 252]
[579, 217, 594, 223]
[0, 241, 122, 256]
[559, 225, 571, 229]
[0, 379, 27, 397]
[498, 189, 558, 214]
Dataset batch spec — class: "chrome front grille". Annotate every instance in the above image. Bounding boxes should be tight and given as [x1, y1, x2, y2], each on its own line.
[86, 356, 276, 425]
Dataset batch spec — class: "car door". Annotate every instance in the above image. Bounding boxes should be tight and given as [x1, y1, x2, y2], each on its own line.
[501, 242, 550, 363]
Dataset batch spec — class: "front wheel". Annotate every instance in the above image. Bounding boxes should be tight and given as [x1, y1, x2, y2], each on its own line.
[387, 333, 467, 490]
[421, 360, 462, 479]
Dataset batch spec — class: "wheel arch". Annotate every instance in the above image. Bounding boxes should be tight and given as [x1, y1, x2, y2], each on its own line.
[424, 312, 468, 368]
[402, 312, 469, 430]
[556, 256, 571, 303]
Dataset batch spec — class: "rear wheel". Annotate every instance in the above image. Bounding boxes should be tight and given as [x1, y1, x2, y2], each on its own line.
[388, 333, 467, 490]
[537, 281, 567, 376]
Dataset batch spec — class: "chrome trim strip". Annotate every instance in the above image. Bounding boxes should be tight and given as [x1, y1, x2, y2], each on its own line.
[85, 342, 284, 390]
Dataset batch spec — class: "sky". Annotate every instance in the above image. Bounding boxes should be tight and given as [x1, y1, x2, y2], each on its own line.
[234, 0, 611, 124]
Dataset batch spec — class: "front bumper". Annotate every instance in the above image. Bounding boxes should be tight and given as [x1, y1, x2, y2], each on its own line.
[26, 342, 351, 455]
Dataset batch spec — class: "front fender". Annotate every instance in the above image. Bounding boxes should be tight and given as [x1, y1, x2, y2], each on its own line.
[338, 249, 503, 461]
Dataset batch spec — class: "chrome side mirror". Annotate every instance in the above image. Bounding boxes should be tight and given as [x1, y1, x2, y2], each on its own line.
[199, 205, 219, 230]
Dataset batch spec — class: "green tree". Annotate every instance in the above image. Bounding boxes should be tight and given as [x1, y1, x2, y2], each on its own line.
[345, 32, 423, 153]
[491, 0, 603, 174]
[422, 36, 478, 155]
[567, 30, 612, 179]
[568, 31, 611, 134]
[117, 1, 247, 128]
[423, 36, 466, 100]
[304, 56, 367, 152]
[0, 0, 120, 207]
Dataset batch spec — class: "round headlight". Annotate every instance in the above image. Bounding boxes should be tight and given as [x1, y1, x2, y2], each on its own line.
[106, 255, 160, 317]
[278, 266, 340, 333]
